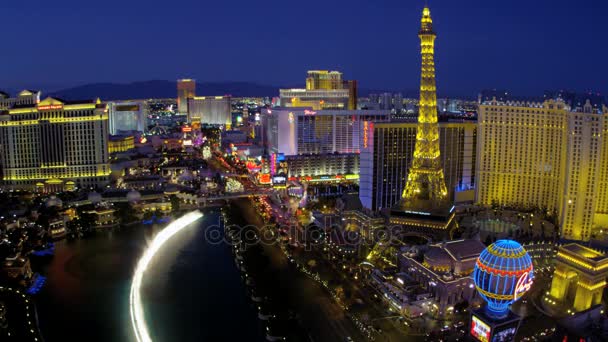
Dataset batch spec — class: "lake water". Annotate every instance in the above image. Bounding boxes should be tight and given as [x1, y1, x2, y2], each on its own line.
[33, 209, 263, 342]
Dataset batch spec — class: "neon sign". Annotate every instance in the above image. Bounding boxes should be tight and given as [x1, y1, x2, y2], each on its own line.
[404, 210, 431, 216]
[304, 110, 316, 115]
[38, 104, 63, 110]
[259, 173, 271, 184]
[270, 153, 277, 175]
[513, 271, 533, 301]
[363, 121, 369, 148]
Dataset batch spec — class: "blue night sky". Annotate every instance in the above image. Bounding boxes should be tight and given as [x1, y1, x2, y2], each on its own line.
[2, 0, 607, 97]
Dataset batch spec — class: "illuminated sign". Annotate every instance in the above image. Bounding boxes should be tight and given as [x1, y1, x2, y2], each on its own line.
[259, 173, 271, 184]
[471, 315, 491, 342]
[404, 210, 431, 216]
[246, 161, 260, 171]
[492, 326, 517, 342]
[182, 139, 192, 146]
[182, 126, 192, 133]
[513, 271, 533, 301]
[304, 109, 316, 116]
[38, 104, 63, 110]
[363, 121, 369, 148]
[270, 153, 277, 175]
[272, 176, 286, 184]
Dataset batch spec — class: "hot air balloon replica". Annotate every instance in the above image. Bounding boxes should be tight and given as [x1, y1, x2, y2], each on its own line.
[470, 239, 534, 342]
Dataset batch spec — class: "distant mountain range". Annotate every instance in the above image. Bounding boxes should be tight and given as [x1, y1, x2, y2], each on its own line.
[48, 80, 283, 101]
[47, 80, 420, 101]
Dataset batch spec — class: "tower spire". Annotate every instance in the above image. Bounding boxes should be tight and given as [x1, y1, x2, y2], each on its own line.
[400, 5, 448, 206]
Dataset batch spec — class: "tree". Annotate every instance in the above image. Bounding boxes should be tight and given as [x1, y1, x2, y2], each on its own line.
[116, 203, 137, 224]
[169, 195, 181, 212]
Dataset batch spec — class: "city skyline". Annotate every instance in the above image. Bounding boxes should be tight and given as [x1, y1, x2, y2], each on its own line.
[2, 0, 607, 97]
[1, 2, 607, 342]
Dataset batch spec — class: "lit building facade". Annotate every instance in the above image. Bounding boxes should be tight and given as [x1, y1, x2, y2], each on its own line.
[306, 70, 343, 90]
[187, 96, 231, 125]
[0, 97, 110, 192]
[477, 97, 608, 241]
[341, 209, 385, 242]
[177, 79, 196, 114]
[262, 107, 390, 156]
[399, 239, 486, 316]
[107, 100, 146, 134]
[548, 243, 608, 312]
[279, 70, 357, 110]
[0, 90, 41, 110]
[108, 135, 135, 153]
[284, 153, 359, 178]
[360, 121, 477, 211]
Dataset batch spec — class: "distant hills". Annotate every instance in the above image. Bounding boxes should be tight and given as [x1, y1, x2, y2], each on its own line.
[47, 80, 283, 101]
[46, 80, 420, 101]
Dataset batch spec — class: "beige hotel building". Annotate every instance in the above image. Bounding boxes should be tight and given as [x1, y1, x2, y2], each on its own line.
[0, 97, 110, 192]
[477, 96, 608, 241]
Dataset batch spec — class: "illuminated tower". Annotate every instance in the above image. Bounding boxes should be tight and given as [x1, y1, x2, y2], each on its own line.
[402, 6, 448, 205]
[389, 6, 454, 240]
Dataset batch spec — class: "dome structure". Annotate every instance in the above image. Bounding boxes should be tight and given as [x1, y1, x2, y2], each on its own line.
[473, 239, 534, 317]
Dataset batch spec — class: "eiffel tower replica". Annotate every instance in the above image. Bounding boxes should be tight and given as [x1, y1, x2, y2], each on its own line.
[390, 6, 456, 240]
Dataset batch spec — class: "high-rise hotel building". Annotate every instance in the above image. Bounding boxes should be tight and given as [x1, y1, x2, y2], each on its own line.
[177, 79, 196, 114]
[263, 108, 390, 156]
[261, 107, 389, 179]
[107, 100, 147, 134]
[477, 96, 608, 241]
[187, 96, 231, 126]
[0, 97, 110, 192]
[279, 70, 357, 110]
[360, 120, 477, 211]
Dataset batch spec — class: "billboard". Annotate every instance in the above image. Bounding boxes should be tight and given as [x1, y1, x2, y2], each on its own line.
[492, 324, 517, 342]
[471, 315, 491, 342]
[272, 175, 287, 185]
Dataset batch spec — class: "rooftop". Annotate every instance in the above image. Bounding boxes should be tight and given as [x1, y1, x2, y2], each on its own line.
[561, 243, 607, 262]
[442, 239, 486, 261]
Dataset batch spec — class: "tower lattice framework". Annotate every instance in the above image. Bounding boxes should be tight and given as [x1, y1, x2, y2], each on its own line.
[401, 6, 448, 205]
